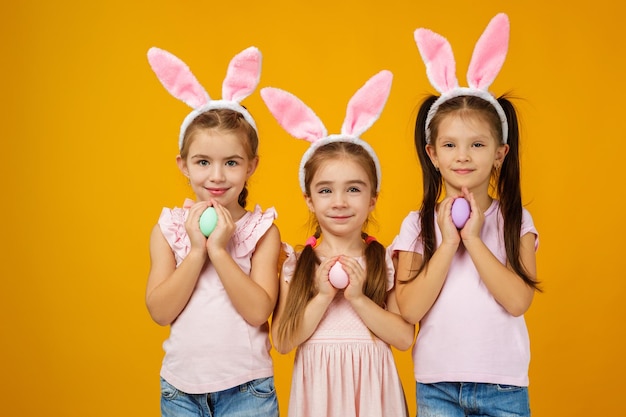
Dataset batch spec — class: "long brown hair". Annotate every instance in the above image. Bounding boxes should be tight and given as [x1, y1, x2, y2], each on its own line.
[276, 141, 388, 345]
[180, 108, 259, 208]
[406, 95, 540, 291]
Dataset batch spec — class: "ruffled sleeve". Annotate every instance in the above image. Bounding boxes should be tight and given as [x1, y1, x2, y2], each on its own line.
[280, 243, 297, 283]
[232, 205, 278, 258]
[158, 199, 194, 266]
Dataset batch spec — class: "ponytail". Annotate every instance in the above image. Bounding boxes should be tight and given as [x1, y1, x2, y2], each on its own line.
[276, 228, 321, 345]
[402, 96, 440, 283]
[498, 98, 540, 291]
[361, 233, 388, 307]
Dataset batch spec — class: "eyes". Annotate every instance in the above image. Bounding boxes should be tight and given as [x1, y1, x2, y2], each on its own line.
[441, 141, 486, 149]
[317, 185, 362, 194]
[197, 159, 239, 167]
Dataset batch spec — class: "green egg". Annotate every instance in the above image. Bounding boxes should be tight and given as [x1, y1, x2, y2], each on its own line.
[199, 207, 217, 237]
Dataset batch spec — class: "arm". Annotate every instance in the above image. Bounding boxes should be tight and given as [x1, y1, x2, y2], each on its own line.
[145, 224, 207, 326]
[461, 192, 536, 316]
[462, 231, 536, 316]
[395, 197, 461, 324]
[348, 286, 415, 351]
[271, 256, 337, 354]
[340, 255, 414, 350]
[211, 223, 282, 326]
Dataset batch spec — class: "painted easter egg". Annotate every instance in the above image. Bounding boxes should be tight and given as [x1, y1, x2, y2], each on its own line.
[451, 197, 471, 229]
[199, 207, 218, 237]
[328, 262, 349, 289]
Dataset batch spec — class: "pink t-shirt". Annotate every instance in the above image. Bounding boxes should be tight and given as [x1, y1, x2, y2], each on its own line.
[158, 199, 277, 394]
[389, 200, 538, 387]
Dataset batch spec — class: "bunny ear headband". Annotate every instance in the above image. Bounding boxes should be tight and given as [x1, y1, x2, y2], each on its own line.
[147, 46, 262, 150]
[261, 70, 393, 193]
[415, 12, 510, 144]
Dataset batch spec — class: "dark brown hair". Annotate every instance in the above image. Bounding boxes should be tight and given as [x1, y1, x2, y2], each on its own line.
[407, 95, 540, 291]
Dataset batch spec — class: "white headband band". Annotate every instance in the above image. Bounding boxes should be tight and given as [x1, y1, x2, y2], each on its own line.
[297, 134, 382, 194]
[260, 70, 393, 193]
[147, 46, 262, 150]
[414, 13, 510, 144]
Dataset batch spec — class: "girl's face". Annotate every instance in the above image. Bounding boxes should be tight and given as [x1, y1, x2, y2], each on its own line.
[426, 113, 508, 197]
[305, 157, 377, 238]
[177, 128, 257, 213]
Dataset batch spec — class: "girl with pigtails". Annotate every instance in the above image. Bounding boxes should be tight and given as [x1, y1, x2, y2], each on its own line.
[390, 14, 541, 417]
[262, 71, 413, 417]
[145, 47, 281, 417]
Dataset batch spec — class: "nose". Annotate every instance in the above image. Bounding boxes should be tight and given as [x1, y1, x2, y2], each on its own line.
[455, 147, 470, 162]
[332, 191, 348, 207]
[208, 164, 225, 182]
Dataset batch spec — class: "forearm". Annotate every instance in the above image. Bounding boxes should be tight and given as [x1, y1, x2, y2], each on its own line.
[273, 293, 333, 353]
[146, 250, 206, 326]
[349, 296, 415, 350]
[210, 249, 275, 326]
[463, 237, 535, 316]
[396, 245, 457, 324]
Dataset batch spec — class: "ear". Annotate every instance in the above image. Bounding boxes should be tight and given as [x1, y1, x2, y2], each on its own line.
[246, 156, 259, 178]
[425, 144, 439, 169]
[495, 143, 509, 167]
[176, 155, 189, 177]
[304, 193, 315, 213]
[368, 195, 378, 213]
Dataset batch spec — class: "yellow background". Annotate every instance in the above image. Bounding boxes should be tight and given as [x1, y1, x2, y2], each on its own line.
[2, 1, 624, 416]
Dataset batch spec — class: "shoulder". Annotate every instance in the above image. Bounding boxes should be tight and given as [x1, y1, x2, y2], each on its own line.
[157, 202, 190, 248]
[384, 249, 396, 291]
[388, 210, 423, 254]
[237, 205, 277, 240]
[280, 243, 299, 283]
[233, 205, 279, 257]
[521, 206, 539, 248]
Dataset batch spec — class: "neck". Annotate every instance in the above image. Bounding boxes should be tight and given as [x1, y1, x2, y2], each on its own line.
[315, 232, 365, 258]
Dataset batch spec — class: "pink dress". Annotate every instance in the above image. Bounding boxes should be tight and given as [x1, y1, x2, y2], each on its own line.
[281, 244, 408, 417]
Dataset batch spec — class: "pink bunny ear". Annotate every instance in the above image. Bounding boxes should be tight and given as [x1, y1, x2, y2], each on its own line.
[414, 28, 458, 94]
[467, 13, 509, 90]
[260, 87, 327, 143]
[147, 47, 209, 109]
[341, 70, 393, 137]
[222, 46, 262, 103]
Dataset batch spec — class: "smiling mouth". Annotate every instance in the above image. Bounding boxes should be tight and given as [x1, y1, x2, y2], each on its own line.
[330, 215, 352, 221]
[207, 188, 228, 195]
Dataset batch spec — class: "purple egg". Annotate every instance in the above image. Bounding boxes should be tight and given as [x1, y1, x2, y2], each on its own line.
[451, 198, 471, 229]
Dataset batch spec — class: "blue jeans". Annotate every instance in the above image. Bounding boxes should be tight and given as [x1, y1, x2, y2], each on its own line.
[160, 377, 279, 417]
[416, 382, 530, 417]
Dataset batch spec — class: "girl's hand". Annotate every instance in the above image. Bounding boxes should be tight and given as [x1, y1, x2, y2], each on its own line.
[206, 201, 236, 257]
[460, 188, 485, 241]
[316, 257, 339, 300]
[340, 256, 367, 302]
[436, 197, 461, 246]
[185, 202, 211, 255]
